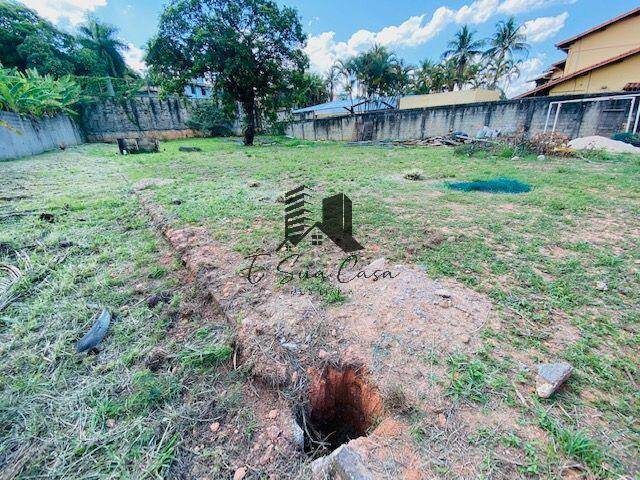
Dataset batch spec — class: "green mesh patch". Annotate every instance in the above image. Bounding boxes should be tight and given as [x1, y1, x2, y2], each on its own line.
[447, 177, 532, 194]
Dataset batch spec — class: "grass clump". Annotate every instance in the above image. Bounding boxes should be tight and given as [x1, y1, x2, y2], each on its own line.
[447, 177, 532, 194]
[537, 410, 606, 474]
[446, 354, 489, 403]
[179, 344, 232, 367]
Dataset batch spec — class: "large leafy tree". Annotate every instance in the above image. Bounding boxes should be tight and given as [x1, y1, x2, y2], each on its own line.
[484, 17, 528, 88]
[77, 18, 129, 96]
[443, 25, 484, 90]
[0, 1, 78, 76]
[146, 0, 307, 146]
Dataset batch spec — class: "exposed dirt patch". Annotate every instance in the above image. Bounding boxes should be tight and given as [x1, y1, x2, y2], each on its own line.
[134, 183, 514, 478]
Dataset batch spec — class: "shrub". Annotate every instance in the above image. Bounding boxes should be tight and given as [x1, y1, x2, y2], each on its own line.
[186, 100, 234, 136]
[612, 132, 640, 147]
[0, 68, 81, 117]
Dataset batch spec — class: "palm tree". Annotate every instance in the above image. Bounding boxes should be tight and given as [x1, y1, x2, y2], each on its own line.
[412, 59, 437, 94]
[484, 18, 529, 88]
[346, 45, 402, 97]
[326, 65, 341, 101]
[78, 18, 128, 96]
[443, 25, 484, 90]
[332, 59, 355, 100]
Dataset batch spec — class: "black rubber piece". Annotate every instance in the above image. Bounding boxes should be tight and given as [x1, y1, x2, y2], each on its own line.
[76, 308, 111, 353]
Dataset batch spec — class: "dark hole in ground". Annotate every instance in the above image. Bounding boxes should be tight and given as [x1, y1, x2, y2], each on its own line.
[303, 366, 382, 455]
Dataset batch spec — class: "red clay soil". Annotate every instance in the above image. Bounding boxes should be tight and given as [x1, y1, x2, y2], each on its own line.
[134, 182, 543, 479]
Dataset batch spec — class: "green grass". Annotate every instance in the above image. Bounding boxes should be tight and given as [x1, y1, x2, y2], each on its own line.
[1, 137, 638, 478]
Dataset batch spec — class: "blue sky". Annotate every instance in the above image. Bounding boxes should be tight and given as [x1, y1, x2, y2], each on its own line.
[19, 0, 640, 96]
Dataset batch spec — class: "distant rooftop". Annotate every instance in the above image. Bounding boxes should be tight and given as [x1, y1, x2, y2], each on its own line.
[292, 97, 398, 116]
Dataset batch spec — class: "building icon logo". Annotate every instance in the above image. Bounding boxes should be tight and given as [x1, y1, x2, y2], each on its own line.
[276, 185, 364, 253]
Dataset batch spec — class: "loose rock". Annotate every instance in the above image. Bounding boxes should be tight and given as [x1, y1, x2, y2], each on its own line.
[311, 445, 374, 480]
[536, 362, 573, 398]
[233, 467, 247, 480]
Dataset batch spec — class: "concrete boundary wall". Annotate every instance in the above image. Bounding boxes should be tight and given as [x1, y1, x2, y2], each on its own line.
[286, 92, 640, 142]
[0, 112, 83, 161]
[80, 97, 244, 142]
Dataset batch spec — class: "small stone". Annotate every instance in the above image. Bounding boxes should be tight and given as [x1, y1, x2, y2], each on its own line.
[536, 362, 573, 398]
[233, 467, 247, 480]
[290, 419, 305, 451]
[537, 154, 546, 161]
[106, 419, 116, 428]
[511, 156, 521, 161]
[248, 181, 260, 188]
[281, 342, 298, 351]
[437, 413, 447, 427]
[267, 409, 278, 419]
[460, 335, 470, 344]
[311, 445, 373, 479]
[209, 421, 220, 433]
[318, 349, 330, 360]
[595, 281, 608, 292]
[171, 198, 183, 205]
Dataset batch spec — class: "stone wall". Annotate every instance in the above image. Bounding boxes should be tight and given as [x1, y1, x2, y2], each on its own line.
[0, 112, 83, 161]
[287, 92, 640, 142]
[80, 97, 198, 142]
[80, 96, 244, 142]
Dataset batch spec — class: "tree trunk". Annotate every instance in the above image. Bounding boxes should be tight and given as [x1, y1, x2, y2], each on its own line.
[242, 96, 255, 146]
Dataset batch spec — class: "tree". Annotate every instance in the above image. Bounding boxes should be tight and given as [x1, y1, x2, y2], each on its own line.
[443, 25, 484, 90]
[291, 72, 328, 107]
[77, 18, 129, 96]
[0, 1, 77, 76]
[484, 18, 528, 88]
[346, 45, 404, 97]
[325, 65, 341, 101]
[331, 59, 355, 99]
[146, 0, 306, 146]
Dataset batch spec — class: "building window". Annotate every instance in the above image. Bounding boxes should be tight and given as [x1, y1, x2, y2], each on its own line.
[201, 87, 207, 96]
[190, 85, 196, 95]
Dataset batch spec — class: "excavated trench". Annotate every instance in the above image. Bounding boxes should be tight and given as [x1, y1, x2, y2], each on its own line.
[303, 366, 383, 455]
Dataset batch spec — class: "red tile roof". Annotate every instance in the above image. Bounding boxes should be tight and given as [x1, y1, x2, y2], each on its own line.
[556, 7, 640, 50]
[517, 46, 640, 98]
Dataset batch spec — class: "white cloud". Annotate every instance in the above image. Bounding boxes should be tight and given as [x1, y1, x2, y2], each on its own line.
[123, 43, 146, 74]
[305, 0, 513, 72]
[20, 0, 107, 25]
[498, 0, 575, 15]
[455, 0, 500, 24]
[522, 12, 569, 42]
[503, 55, 546, 97]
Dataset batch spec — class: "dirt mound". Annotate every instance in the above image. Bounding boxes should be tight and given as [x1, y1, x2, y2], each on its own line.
[568, 135, 640, 153]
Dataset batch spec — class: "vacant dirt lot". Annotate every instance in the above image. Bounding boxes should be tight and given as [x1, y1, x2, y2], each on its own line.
[1, 138, 638, 479]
